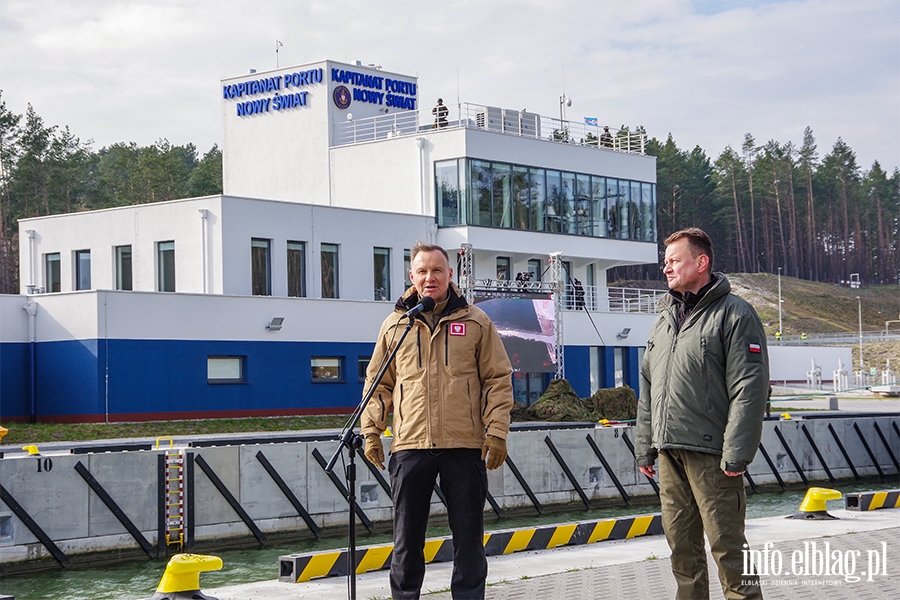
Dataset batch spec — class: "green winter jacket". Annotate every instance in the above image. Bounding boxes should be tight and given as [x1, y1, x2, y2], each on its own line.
[634, 274, 770, 472]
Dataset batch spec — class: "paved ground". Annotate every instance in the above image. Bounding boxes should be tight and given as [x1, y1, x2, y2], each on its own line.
[206, 508, 900, 600]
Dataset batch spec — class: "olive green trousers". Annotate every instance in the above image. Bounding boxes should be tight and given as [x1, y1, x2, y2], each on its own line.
[658, 448, 763, 600]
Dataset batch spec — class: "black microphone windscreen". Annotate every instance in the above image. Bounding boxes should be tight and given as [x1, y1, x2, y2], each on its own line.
[420, 296, 436, 312]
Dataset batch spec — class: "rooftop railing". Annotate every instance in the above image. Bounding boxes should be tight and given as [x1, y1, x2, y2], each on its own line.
[333, 102, 646, 154]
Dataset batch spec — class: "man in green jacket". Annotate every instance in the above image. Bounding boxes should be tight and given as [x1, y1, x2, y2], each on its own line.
[635, 228, 769, 600]
[362, 241, 513, 599]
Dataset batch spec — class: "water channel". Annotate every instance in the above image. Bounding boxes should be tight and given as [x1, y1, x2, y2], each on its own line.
[1, 482, 894, 600]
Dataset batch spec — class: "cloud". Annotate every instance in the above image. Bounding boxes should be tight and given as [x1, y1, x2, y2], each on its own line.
[0, 0, 896, 170]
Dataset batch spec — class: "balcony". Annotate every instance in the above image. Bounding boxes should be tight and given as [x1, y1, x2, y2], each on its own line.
[332, 102, 646, 154]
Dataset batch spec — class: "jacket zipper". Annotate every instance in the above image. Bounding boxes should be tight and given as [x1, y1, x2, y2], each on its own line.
[416, 328, 422, 369]
[444, 327, 449, 366]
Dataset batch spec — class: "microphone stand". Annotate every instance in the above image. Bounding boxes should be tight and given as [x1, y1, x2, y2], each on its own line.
[325, 314, 417, 600]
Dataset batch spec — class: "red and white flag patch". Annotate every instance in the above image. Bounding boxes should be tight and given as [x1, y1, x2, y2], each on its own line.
[450, 323, 466, 336]
[749, 343, 761, 353]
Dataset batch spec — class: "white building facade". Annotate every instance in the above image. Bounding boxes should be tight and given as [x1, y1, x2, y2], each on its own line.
[4, 59, 662, 422]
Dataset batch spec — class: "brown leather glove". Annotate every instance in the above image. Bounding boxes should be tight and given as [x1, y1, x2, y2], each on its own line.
[364, 434, 385, 470]
[481, 435, 507, 470]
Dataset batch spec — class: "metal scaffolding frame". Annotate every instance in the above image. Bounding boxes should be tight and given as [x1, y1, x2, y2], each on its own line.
[549, 251, 564, 381]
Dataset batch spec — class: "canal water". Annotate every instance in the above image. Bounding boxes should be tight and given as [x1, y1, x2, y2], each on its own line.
[1, 483, 894, 600]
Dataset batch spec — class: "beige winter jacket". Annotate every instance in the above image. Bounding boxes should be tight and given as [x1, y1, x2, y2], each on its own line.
[360, 283, 514, 453]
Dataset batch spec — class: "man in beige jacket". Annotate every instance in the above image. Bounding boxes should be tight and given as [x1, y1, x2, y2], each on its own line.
[362, 241, 513, 599]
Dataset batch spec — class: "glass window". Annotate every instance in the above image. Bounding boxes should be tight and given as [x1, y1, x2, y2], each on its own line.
[591, 176, 607, 237]
[208, 356, 245, 383]
[561, 172, 576, 234]
[496, 256, 510, 281]
[251, 238, 271, 296]
[527, 259, 541, 282]
[74, 250, 91, 291]
[321, 243, 339, 298]
[157, 241, 175, 292]
[470, 160, 492, 226]
[575, 174, 591, 236]
[311, 357, 342, 381]
[529, 168, 545, 232]
[606, 179, 620, 239]
[115, 245, 132, 291]
[629, 181, 641, 241]
[404, 249, 412, 290]
[512, 165, 530, 230]
[545, 170, 563, 232]
[585, 263, 595, 311]
[287, 241, 306, 297]
[358, 356, 371, 382]
[642, 183, 656, 243]
[492, 163, 512, 228]
[44, 253, 60, 293]
[374, 247, 390, 301]
[435, 160, 460, 226]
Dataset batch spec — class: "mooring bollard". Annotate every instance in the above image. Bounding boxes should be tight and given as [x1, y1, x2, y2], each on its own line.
[145, 553, 223, 600]
[787, 487, 842, 520]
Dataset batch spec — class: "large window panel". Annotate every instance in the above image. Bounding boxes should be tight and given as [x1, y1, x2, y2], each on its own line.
[642, 183, 656, 242]
[470, 160, 492, 226]
[157, 241, 175, 292]
[545, 170, 563, 232]
[287, 241, 306, 297]
[629, 181, 641, 242]
[75, 250, 91, 291]
[575, 174, 592, 236]
[115, 245, 132, 291]
[321, 243, 339, 299]
[511, 165, 530, 230]
[435, 160, 460, 226]
[591, 176, 607, 237]
[529, 168, 546, 232]
[373, 247, 390, 301]
[45, 253, 61, 293]
[561, 172, 576, 234]
[491, 163, 512, 228]
[251, 238, 271, 296]
[605, 179, 620, 239]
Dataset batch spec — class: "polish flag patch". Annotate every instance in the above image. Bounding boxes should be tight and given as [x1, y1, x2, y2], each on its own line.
[450, 323, 466, 336]
[749, 343, 761, 353]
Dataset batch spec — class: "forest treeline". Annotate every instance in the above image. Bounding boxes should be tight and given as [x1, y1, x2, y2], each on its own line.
[0, 92, 222, 293]
[614, 127, 899, 287]
[0, 91, 897, 294]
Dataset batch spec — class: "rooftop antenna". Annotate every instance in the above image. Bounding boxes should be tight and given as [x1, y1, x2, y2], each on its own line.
[276, 39, 283, 69]
[559, 64, 572, 126]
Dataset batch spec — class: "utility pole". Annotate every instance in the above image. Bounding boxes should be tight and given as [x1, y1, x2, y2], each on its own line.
[778, 267, 783, 338]
[857, 296, 863, 369]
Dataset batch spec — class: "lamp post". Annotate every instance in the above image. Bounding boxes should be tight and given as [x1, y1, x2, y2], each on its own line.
[777, 267, 783, 341]
[858, 296, 863, 369]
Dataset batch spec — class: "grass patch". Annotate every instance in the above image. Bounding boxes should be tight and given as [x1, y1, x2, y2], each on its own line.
[0, 415, 352, 445]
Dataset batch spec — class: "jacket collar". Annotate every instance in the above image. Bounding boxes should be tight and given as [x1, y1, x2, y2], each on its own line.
[659, 272, 731, 312]
[395, 282, 468, 318]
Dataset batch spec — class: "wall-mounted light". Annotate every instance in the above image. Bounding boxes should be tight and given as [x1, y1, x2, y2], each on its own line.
[617, 328, 630, 339]
[267, 317, 284, 331]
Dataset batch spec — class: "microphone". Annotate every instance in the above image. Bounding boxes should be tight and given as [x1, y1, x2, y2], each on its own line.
[401, 296, 436, 319]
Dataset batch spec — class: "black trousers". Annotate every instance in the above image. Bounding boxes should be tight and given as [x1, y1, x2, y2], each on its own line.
[388, 448, 488, 600]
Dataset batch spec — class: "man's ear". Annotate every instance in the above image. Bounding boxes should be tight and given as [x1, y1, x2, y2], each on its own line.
[697, 253, 711, 274]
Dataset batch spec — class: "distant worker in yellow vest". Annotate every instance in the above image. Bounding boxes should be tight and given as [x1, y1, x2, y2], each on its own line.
[775, 330, 782, 342]
[432, 98, 449, 128]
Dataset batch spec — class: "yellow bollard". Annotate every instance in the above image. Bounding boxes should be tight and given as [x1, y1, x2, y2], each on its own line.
[0, 426, 7, 442]
[146, 553, 223, 600]
[788, 487, 842, 520]
[22, 444, 40, 455]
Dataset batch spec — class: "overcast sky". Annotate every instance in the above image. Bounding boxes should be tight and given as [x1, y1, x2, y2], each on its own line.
[1, 0, 897, 172]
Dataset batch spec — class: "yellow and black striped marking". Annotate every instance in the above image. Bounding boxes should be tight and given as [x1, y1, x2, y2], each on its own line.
[845, 489, 900, 511]
[279, 514, 663, 583]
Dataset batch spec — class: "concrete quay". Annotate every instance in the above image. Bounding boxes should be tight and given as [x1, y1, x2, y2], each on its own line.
[207, 508, 900, 600]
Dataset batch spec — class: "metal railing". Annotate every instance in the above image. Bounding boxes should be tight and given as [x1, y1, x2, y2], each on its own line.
[771, 331, 900, 345]
[560, 285, 664, 313]
[333, 102, 646, 154]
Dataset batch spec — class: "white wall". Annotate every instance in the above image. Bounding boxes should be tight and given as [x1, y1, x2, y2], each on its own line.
[768, 345, 854, 383]
[18, 197, 224, 296]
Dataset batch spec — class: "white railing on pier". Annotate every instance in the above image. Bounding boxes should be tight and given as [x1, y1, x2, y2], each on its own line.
[333, 102, 646, 154]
